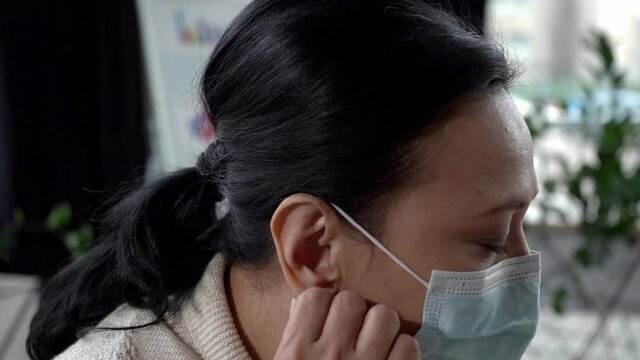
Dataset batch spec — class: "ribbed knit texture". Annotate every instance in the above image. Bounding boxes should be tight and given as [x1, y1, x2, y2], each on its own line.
[53, 254, 253, 360]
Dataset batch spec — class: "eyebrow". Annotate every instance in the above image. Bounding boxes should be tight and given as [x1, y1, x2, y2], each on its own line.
[476, 188, 539, 218]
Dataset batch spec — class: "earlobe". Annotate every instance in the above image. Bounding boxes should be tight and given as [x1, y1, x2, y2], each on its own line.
[270, 194, 341, 295]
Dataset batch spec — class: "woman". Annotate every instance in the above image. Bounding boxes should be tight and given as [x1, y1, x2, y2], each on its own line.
[27, 0, 541, 359]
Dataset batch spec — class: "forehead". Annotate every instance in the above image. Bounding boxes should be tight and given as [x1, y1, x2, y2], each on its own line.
[412, 89, 537, 210]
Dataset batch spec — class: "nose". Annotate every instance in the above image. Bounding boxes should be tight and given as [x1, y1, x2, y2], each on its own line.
[508, 227, 531, 258]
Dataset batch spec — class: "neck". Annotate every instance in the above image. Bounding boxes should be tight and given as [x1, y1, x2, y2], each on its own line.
[226, 261, 292, 360]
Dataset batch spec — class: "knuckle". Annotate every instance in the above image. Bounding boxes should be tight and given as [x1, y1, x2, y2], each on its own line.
[395, 334, 420, 358]
[333, 290, 366, 311]
[324, 344, 343, 360]
[368, 304, 400, 330]
[297, 287, 332, 307]
[275, 343, 306, 360]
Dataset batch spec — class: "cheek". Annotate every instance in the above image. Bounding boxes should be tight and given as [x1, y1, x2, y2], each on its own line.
[345, 241, 429, 334]
[351, 190, 504, 331]
[369, 258, 429, 333]
[382, 189, 488, 273]
[356, 232, 442, 332]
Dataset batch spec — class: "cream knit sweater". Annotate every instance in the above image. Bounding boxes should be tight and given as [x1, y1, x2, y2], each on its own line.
[53, 254, 253, 360]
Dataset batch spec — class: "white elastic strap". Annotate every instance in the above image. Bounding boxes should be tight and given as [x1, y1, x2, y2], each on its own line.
[330, 203, 430, 288]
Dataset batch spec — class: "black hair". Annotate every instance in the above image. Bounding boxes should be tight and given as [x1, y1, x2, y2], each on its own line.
[27, 0, 517, 358]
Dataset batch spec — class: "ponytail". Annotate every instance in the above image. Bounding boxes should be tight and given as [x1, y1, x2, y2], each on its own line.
[27, 167, 226, 359]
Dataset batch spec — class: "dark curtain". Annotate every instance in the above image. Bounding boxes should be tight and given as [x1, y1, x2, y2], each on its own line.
[0, 1, 148, 278]
[0, 56, 11, 225]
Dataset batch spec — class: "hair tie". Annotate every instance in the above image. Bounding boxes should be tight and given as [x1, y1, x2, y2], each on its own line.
[196, 141, 229, 178]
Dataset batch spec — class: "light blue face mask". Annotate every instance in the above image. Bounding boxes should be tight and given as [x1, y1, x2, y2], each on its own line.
[331, 204, 541, 360]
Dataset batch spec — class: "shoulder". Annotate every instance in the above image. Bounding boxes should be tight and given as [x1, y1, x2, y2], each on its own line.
[53, 304, 149, 360]
[53, 333, 132, 360]
[53, 303, 200, 360]
[52, 321, 134, 360]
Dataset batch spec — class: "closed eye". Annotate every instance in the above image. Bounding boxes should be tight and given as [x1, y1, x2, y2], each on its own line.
[484, 244, 508, 255]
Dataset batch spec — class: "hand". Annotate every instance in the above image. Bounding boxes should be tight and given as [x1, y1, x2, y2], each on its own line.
[274, 288, 420, 360]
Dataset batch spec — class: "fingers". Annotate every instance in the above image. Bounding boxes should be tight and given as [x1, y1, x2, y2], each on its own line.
[319, 290, 368, 351]
[355, 304, 402, 358]
[388, 334, 421, 360]
[280, 287, 335, 345]
[276, 288, 418, 360]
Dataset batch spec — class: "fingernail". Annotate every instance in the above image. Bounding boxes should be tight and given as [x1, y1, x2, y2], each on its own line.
[289, 297, 296, 316]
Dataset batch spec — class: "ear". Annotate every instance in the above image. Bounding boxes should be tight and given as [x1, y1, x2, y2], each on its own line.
[270, 193, 343, 295]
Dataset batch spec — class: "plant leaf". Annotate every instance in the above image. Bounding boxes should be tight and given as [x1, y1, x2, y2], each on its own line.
[64, 223, 93, 260]
[553, 287, 569, 314]
[46, 203, 72, 231]
[543, 180, 556, 194]
[575, 246, 593, 267]
[0, 233, 14, 262]
[13, 208, 26, 227]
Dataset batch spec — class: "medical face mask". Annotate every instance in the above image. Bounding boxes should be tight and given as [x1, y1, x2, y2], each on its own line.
[331, 204, 541, 360]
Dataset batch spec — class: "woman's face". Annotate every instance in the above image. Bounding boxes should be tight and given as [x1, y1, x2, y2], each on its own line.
[342, 88, 538, 333]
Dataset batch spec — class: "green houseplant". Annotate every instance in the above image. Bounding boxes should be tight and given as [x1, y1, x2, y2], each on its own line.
[0, 203, 94, 267]
[526, 31, 640, 312]
[523, 31, 640, 359]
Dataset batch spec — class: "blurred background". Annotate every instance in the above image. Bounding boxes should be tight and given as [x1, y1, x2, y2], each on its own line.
[0, 0, 639, 359]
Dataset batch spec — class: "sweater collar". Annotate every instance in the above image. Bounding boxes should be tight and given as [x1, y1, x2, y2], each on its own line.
[181, 254, 253, 360]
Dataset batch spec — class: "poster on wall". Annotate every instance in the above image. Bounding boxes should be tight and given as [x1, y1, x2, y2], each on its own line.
[136, 0, 251, 175]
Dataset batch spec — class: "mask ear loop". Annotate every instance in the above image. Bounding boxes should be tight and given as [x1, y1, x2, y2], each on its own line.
[330, 203, 430, 288]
